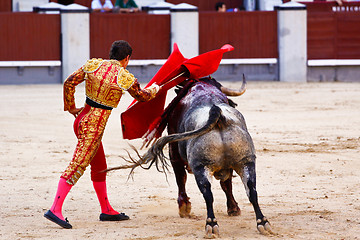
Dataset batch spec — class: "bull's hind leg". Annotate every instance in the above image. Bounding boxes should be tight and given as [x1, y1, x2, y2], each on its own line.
[236, 161, 273, 235]
[169, 142, 191, 218]
[220, 170, 241, 216]
[193, 165, 219, 238]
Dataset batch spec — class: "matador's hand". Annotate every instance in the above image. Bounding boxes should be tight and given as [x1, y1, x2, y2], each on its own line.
[68, 107, 83, 118]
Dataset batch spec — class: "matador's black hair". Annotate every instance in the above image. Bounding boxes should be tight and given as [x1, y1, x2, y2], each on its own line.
[109, 40, 132, 61]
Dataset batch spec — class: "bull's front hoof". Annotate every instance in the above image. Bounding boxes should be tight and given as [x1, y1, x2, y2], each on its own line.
[205, 218, 219, 239]
[256, 217, 273, 235]
[179, 201, 192, 218]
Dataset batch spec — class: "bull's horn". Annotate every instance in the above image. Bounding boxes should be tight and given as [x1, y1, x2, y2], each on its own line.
[220, 74, 246, 96]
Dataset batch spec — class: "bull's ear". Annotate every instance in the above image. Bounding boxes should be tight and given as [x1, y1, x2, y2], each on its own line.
[228, 99, 238, 108]
[208, 77, 223, 90]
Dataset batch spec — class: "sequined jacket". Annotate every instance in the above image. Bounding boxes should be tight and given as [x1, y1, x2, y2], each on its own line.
[63, 58, 158, 111]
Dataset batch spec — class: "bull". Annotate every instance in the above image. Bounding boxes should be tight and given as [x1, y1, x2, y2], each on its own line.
[110, 76, 272, 238]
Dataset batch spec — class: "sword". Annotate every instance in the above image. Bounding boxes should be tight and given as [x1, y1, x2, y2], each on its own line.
[159, 71, 186, 88]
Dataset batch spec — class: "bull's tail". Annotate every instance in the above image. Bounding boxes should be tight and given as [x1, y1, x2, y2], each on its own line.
[105, 105, 222, 175]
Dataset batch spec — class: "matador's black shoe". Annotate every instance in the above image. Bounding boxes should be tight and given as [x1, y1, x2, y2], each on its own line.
[99, 212, 130, 221]
[44, 210, 72, 229]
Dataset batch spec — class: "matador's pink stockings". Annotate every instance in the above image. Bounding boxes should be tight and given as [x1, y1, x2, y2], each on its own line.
[93, 181, 119, 215]
[50, 177, 72, 221]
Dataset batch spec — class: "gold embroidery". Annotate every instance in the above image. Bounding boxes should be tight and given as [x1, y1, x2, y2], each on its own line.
[117, 67, 135, 91]
[63, 68, 86, 111]
[109, 59, 121, 66]
[85, 61, 123, 108]
[62, 107, 110, 185]
[83, 58, 104, 73]
[127, 79, 158, 102]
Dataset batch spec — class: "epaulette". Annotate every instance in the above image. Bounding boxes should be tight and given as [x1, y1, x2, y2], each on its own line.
[117, 67, 135, 91]
[82, 58, 104, 73]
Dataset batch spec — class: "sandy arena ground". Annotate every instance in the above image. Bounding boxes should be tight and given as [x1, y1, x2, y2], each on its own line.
[0, 81, 359, 240]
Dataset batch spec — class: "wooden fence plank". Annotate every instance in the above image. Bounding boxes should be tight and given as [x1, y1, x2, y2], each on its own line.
[0, 13, 60, 61]
[199, 11, 278, 58]
[90, 13, 170, 59]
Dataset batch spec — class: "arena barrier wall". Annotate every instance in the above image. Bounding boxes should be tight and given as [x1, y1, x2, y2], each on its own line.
[1, 1, 360, 83]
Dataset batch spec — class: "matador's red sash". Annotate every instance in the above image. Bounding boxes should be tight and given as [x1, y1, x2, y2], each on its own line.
[121, 43, 234, 140]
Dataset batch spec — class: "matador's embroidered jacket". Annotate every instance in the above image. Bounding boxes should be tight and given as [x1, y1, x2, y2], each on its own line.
[61, 58, 158, 185]
[64, 58, 158, 110]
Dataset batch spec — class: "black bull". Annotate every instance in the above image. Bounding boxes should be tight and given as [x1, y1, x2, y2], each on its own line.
[109, 77, 272, 237]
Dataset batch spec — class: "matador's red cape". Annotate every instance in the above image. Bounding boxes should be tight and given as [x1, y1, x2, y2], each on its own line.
[121, 43, 234, 140]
